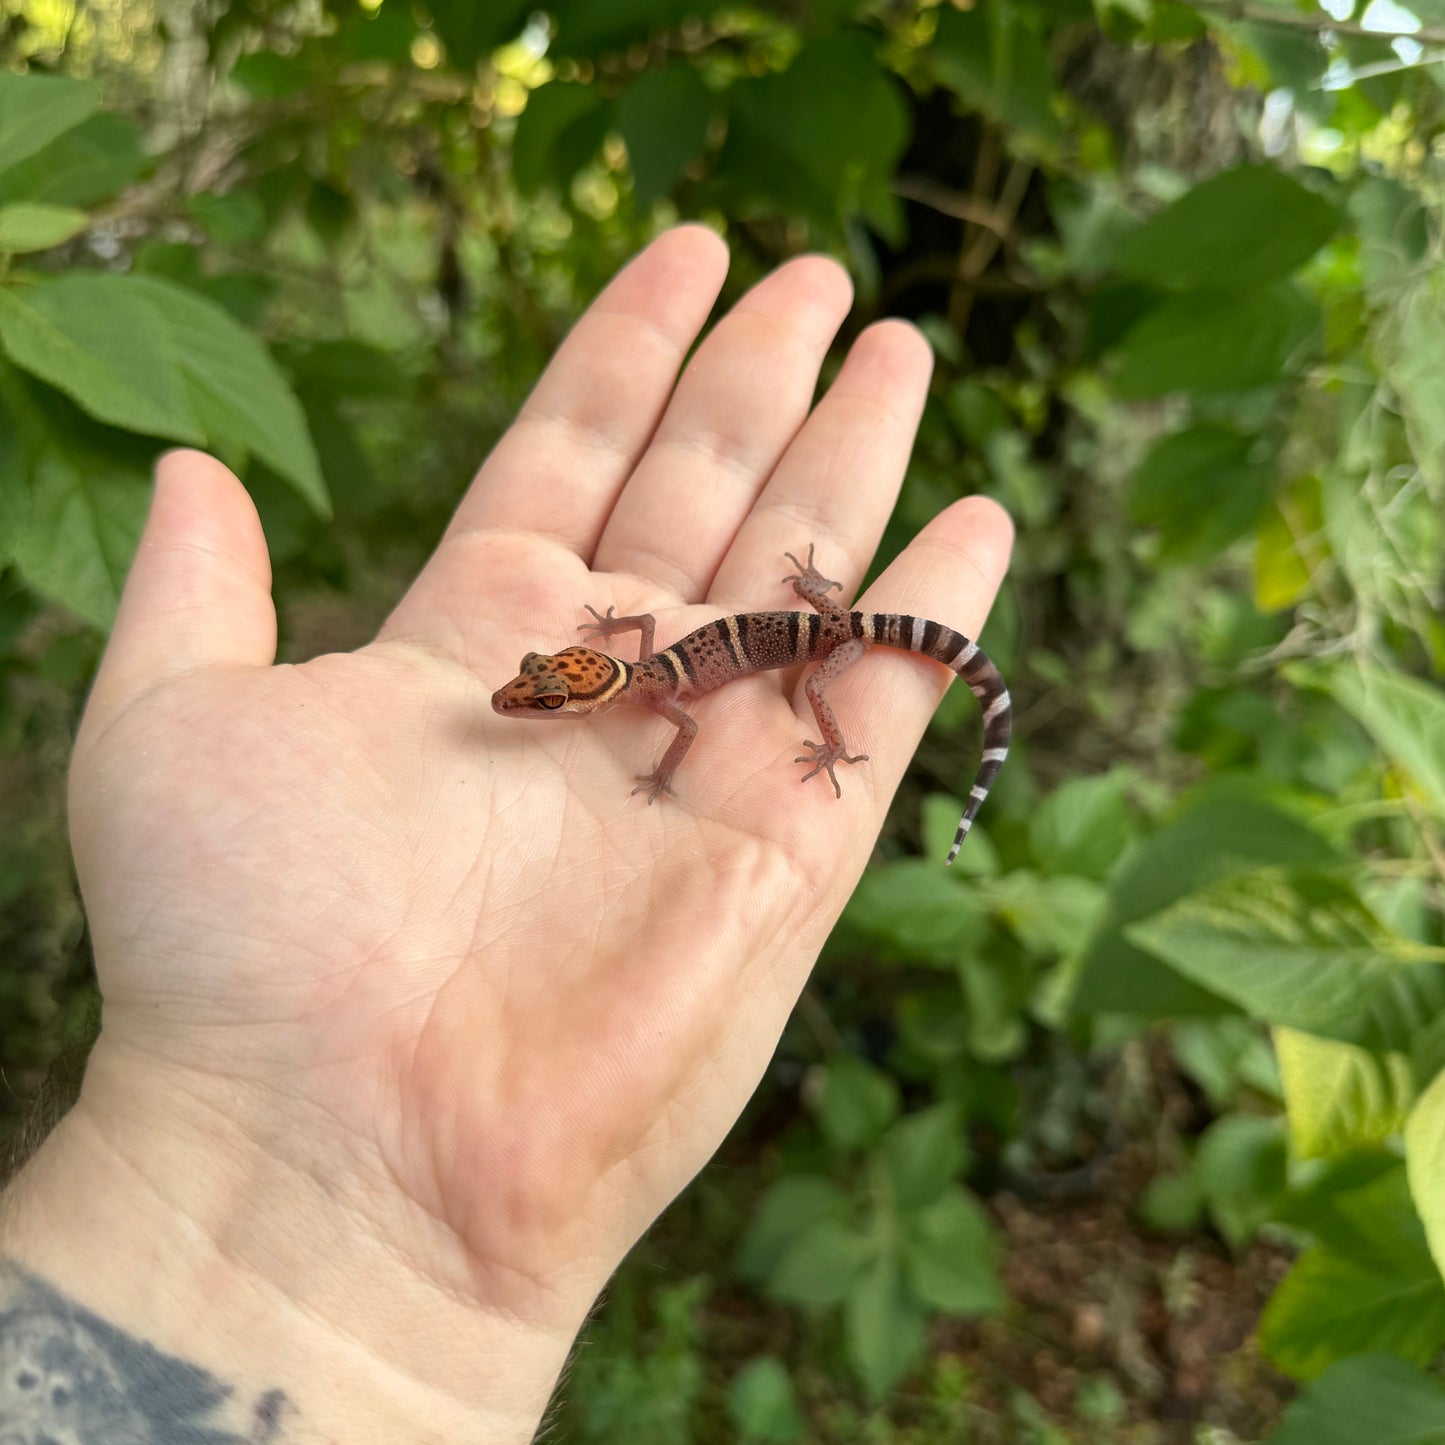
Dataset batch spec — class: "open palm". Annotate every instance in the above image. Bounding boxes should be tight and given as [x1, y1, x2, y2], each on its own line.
[65, 226, 1011, 1407]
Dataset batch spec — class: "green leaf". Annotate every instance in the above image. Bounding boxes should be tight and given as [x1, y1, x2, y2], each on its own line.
[899, 1187, 1003, 1315]
[719, 31, 909, 235]
[512, 83, 615, 197]
[727, 1357, 802, 1444]
[1071, 785, 1340, 1019]
[1325, 667, 1445, 820]
[931, 3, 1059, 141]
[1269, 1356, 1445, 1445]
[426, 0, 534, 69]
[0, 113, 144, 209]
[1406, 1066, 1445, 1287]
[617, 67, 715, 209]
[0, 424, 150, 630]
[769, 1217, 876, 1307]
[230, 52, 308, 99]
[1113, 285, 1319, 396]
[0, 279, 204, 445]
[0, 204, 87, 254]
[1115, 165, 1340, 291]
[1276, 1027, 1413, 1160]
[883, 1104, 967, 1209]
[1138, 1171, 1206, 1232]
[737, 1175, 850, 1284]
[1125, 868, 1445, 1048]
[121, 277, 328, 513]
[1129, 423, 1274, 562]
[1262, 1245, 1445, 1379]
[845, 1256, 928, 1401]
[820, 1055, 901, 1153]
[1195, 1113, 1287, 1247]
[844, 859, 990, 967]
[1028, 769, 1134, 879]
[0, 74, 99, 180]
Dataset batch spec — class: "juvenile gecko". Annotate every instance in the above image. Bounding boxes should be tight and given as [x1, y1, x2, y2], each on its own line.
[491, 547, 1011, 862]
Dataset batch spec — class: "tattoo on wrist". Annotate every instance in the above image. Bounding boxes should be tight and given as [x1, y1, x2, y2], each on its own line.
[0, 1259, 291, 1443]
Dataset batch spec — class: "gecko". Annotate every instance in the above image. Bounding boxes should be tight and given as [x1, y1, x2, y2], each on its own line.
[490, 547, 1011, 863]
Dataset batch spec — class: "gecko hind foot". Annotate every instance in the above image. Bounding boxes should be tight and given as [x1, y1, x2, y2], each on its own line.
[631, 770, 678, 806]
[782, 544, 842, 595]
[795, 740, 869, 799]
[579, 604, 619, 642]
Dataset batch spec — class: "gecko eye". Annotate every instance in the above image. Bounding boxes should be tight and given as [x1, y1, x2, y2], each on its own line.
[538, 694, 567, 709]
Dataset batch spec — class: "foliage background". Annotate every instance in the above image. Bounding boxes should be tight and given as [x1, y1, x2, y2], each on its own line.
[3, 0, 1445, 1439]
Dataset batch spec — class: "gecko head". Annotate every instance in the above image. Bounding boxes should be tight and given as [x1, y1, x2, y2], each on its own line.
[491, 647, 625, 717]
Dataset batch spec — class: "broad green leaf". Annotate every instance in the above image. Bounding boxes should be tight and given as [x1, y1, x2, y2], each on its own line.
[1125, 868, 1445, 1047]
[0, 113, 144, 210]
[1406, 1066, 1445, 1286]
[230, 52, 308, 99]
[617, 67, 716, 208]
[0, 280, 202, 445]
[1261, 1245, 1445, 1379]
[0, 417, 151, 631]
[819, 1055, 901, 1153]
[883, 1104, 967, 1209]
[0, 205, 87, 254]
[899, 1187, 1002, 1315]
[512, 83, 614, 197]
[931, 4, 1059, 141]
[844, 1256, 928, 1401]
[1269, 1356, 1445, 1445]
[1115, 165, 1340, 291]
[727, 1358, 802, 1445]
[769, 1217, 875, 1307]
[1173, 1016, 1281, 1107]
[1276, 1027, 1413, 1160]
[1113, 285, 1319, 396]
[1325, 666, 1445, 820]
[719, 32, 908, 235]
[1272, 1156, 1427, 1269]
[1129, 423, 1273, 562]
[844, 859, 990, 967]
[0, 74, 99, 179]
[1254, 475, 1325, 613]
[1071, 785, 1340, 1019]
[974, 871, 1106, 959]
[736, 1175, 849, 1284]
[1381, 281, 1445, 482]
[121, 277, 328, 512]
[1028, 770, 1134, 879]
[1196, 1113, 1287, 1247]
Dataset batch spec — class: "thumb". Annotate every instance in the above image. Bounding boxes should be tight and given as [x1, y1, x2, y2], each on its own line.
[82, 449, 277, 731]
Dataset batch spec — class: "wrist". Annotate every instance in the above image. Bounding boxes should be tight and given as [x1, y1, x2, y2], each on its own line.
[0, 1040, 581, 1443]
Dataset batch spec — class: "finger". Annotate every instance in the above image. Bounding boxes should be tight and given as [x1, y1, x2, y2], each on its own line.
[442, 225, 730, 557]
[709, 320, 933, 610]
[591, 254, 854, 598]
[82, 449, 277, 730]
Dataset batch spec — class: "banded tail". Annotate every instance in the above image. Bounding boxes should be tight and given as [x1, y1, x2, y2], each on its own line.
[848, 611, 1011, 864]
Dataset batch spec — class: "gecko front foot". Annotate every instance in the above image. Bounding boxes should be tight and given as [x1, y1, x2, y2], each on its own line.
[795, 739, 869, 799]
[579, 605, 623, 642]
[631, 769, 678, 805]
[782, 544, 843, 600]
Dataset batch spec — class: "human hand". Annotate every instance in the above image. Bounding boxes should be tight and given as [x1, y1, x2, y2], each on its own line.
[7, 226, 1011, 1441]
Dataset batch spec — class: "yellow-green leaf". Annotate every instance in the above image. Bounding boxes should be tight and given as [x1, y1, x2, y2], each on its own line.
[0, 203, 88, 254]
[1406, 1067, 1445, 1285]
[1276, 1027, 1413, 1160]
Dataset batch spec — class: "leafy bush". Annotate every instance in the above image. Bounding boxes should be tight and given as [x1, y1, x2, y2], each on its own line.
[4, 0, 1444, 1436]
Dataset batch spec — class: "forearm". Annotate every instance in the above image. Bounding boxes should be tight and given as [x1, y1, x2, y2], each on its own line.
[0, 1046, 578, 1444]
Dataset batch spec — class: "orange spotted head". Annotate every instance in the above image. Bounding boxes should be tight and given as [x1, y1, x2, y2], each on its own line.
[492, 646, 627, 717]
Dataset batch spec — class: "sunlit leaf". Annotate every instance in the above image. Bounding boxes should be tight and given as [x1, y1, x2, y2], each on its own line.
[1276, 1027, 1413, 1160]
[1325, 666, 1445, 820]
[0, 205, 88, 254]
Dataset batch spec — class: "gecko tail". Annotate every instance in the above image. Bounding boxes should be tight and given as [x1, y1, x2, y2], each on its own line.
[933, 629, 1011, 865]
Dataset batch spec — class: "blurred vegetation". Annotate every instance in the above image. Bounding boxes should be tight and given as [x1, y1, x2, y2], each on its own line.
[2, 0, 1445, 1438]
